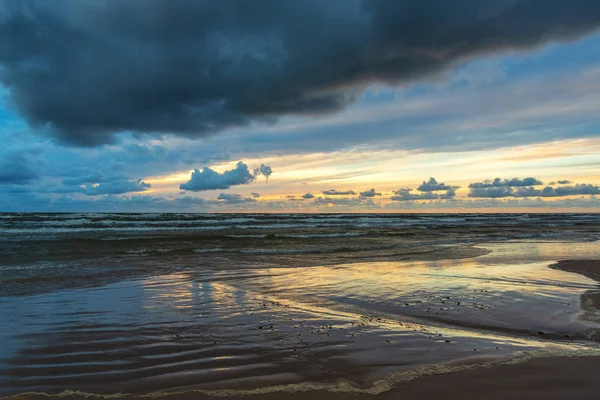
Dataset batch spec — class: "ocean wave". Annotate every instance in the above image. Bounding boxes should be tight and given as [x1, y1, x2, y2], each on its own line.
[279, 232, 364, 238]
[226, 234, 269, 238]
[1, 214, 599, 242]
[0, 225, 233, 235]
[192, 248, 226, 253]
[237, 244, 393, 254]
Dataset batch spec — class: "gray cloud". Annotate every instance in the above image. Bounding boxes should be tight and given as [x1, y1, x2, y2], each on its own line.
[445, 188, 458, 198]
[322, 189, 356, 196]
[61, 179, 151, 196]
[254, 164, 273, 181]
[468, 177, 544, 188]
[0, 152, 39, 184]
[469, 183, 600, 198]
[468, 187, 513, 198]
[391, 187, 456, 201]
[180, 161, 271, 191]
[62, 173, 131, 187]
[359, 188, 381, 197]
[558, 180, 572, 184]
[217, 193, 256, 204]
[2, 1, 600, 145]
[417, 178, 458, 192]
[302, 193, 315, 199]
[251, 192, 261, 198]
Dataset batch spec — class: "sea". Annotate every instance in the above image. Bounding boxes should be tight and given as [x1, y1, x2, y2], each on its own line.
[0, 213, 599, 397]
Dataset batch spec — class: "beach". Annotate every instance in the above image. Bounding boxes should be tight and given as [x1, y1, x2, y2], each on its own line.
[1, 213, 599, 399]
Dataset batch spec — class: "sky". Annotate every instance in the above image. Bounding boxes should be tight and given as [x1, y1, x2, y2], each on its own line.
[1, 0, 600, 213]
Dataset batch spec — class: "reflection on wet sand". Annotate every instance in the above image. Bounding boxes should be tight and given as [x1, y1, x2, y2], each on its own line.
[0, 242, 599, 397]
[551, 260, 600, 334]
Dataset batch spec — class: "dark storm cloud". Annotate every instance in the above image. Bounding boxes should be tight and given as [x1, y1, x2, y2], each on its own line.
[322, 189, 356, 196]
[180, 161, 272, 191]
[468, 183, 600, 198]
[468, 177, 544, 188]
[2, 1, 600, 146]
[417, 178, 458, 192]
[359, 188, 381, 197]
[0, 152, 39, 184]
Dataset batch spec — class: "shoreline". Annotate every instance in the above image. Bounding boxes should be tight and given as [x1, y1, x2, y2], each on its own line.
[8, 352, 600, 400]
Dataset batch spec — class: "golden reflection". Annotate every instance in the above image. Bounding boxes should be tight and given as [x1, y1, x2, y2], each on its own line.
[224, 265, 587, 353]
[480, 241, 600, 264]
[239, 242, 600, 344]
[209, 280, 250, 320]
[142, 273, 197, 311]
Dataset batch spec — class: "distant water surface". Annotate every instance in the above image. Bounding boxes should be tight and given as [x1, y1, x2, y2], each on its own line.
[1, 213, 598, 296]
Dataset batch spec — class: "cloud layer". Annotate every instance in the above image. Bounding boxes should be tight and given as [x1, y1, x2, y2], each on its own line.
[391, 188, 456, 201]
[469, 177, 544, 188]
[0, 152, 39, 184]
[469, 183, 600, 198]
[359, 188, 381, 197]
[217, 193, 256, 204]
[322, 189, 356, 196]
[72, 179, 151, 196]
[2, 0, 600, 145]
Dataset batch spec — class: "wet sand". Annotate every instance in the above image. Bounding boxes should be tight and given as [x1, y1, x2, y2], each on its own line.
[198, 356, 600, 400]
[233, 260, 600, 400]
[380, 355, 600, 400]
[2, 245, 600, 399]
[552, 260, 600, 282]
[382, 260, 600, 400]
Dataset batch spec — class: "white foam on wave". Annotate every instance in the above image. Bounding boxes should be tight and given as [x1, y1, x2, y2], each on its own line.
[280, 232, 363, 238]
[226, 234, 269, 238]
[0, 225, 232, 235]
[192, 248, 226, 253]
